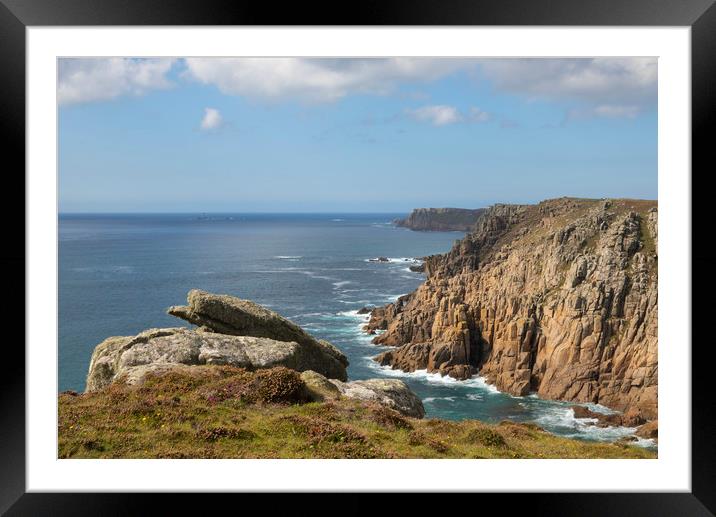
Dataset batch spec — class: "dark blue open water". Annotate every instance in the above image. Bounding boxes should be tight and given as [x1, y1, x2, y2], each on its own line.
[59, 213, 653, 446]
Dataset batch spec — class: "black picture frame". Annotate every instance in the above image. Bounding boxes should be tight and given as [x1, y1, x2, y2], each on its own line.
[2, 0, 714, 514]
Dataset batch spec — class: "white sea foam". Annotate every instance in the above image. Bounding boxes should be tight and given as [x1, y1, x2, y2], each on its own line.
[299, 271, 335, 281]
[72, 265, 135, 274]
[274, 255, 302, 259]
[632, 437, 657, 449]
[332, 280, 353, 288]
[579, 402, 619, 415]
[331, 218, 345, 222]
[529, 405, 653, 445]
[364, 257, 421, 264]
[379, 292, 408, 302]
[403, 266, 425, 273]
[336, 309, 371, 323]
[424, 396, 457, 403]
[365, 363, 501, 393]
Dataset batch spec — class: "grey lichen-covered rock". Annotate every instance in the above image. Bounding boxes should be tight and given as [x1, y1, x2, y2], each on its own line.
[85, 336, 132, 392]
[300, 370, 342, 402]
[167, 290, 349, 370]
[86, 327, 346, 392]
[328, 378, 425, 418]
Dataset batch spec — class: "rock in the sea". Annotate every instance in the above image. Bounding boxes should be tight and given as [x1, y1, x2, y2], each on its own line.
[374, 339, 476, 381]
[635, 420, 658, 439]
[369, 257, 390, 263]
[571, 405, 648, 428]
[328, 378, 425, 418]
[357, 306, 373, 315]
[86, 326, 348, 392]
[409, 263, 426, 273]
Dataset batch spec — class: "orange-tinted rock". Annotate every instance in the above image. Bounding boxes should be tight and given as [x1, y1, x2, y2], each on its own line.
[635, 420, 658, 439]
[368, 198, 658, 420]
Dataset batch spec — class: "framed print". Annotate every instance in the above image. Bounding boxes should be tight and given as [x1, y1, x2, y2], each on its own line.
[2, 0, 714, 513]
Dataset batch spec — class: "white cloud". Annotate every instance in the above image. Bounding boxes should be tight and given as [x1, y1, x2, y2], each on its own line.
[567, 104, 641, 121]
[406, 105, 462, 126]
[468, 107, 490, 122]
[200, 108, 223, 131]
[406, 105, 492, 126]
[182, 58, 465, 103]
[57, 57, 656, 122]
[58, 58, 176, 106]
[476, 58, 657, 107]
[593, 104, 640, 118]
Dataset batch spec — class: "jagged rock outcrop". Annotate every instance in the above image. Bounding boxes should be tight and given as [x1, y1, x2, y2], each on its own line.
[394, 208, 486, 232]
[409, 263, 426, 273]
[369, 198, 658, 420]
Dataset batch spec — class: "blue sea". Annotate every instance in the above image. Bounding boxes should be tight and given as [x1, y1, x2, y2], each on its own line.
[59, 213, 653, 446]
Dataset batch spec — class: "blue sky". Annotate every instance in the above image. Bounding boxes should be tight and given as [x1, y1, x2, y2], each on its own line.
[58, 58, 657, 213]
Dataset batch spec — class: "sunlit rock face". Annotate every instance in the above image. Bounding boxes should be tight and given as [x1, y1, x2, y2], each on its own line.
[369, 198, 658, 420]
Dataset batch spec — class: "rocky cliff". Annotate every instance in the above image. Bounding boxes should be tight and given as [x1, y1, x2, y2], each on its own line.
[394, 208, 486, 232]
[368, 198, 658, 421]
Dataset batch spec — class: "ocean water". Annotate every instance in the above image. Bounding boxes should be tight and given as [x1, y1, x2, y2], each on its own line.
[59, 213, 653, 447]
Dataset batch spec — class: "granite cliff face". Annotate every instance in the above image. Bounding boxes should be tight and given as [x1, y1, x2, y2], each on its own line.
[394, 208, 486, 232]
[368, 198, 658, 420]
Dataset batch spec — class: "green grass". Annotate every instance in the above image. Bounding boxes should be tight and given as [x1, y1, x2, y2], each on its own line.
[58, 366, 655, 459]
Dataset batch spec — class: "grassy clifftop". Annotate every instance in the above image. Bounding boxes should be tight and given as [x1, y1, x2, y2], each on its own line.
[58, 366, 654, 459]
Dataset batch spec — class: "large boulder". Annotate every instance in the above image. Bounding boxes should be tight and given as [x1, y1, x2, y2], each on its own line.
[299, 370, 424, 418]
[328, 378, 425, 418]
[168, 290, 348, 370]
[300, 370, 342, 402]
[86, 326, 347, 392]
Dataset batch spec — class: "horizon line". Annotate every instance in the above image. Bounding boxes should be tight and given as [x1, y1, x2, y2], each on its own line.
[57, 196, 658, 216]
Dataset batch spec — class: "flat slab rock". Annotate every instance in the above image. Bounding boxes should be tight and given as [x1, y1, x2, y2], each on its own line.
[86, 327, 347, 392]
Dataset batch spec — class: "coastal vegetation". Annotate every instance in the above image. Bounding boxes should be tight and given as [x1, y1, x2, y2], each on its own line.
[58, 365, 654, 459]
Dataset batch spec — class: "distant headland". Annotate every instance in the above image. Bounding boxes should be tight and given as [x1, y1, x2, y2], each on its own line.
[394, 208, 487, 232]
